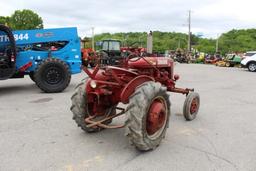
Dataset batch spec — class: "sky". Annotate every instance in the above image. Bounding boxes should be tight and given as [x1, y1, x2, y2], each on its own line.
[0, 0, 256, 38]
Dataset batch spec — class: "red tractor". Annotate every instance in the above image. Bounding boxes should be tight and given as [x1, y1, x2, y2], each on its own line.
[81, 40, 98, 67]
[121, 41, 147, 57]
[71, 56, 200, 151]
[81, 48, 98, 67]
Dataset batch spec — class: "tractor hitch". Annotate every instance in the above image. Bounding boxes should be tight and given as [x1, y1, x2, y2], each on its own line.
[168, 87, 194, 95]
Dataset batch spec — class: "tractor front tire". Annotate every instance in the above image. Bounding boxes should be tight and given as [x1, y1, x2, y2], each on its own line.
[183, 92, 200, 121]
[34, 58, 71, 93]
[71, 78, 115, 133]
[125, 81, 170, 151]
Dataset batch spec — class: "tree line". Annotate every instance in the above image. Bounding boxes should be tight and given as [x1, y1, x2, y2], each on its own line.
[94, 30, 256, 55]
[1, 9, 256, 55]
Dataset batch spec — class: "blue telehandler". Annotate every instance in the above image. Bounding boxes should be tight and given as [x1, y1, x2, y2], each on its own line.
[0, 25, 81, 93]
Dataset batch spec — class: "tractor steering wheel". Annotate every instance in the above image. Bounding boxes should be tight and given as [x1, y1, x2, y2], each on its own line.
[127, 53, 143, 62]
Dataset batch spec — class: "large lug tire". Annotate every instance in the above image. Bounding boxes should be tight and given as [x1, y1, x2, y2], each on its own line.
[183, 92, 200, 121]
[34, 58, 71, 93]
[70, 78, 115, 133]
[125, 81, 171, 151]
[0, 25, 16, 80]
[248, 62, 256, 72]
[29, 72, 35, 82]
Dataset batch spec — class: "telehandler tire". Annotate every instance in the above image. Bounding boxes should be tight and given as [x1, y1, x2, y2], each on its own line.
[34, 58, 71, 93]
[29, 72, 35, 82]
[0, 24, 16, 80]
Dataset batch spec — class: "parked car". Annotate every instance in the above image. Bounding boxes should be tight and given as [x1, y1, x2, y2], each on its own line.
[241, 51, 256, 72]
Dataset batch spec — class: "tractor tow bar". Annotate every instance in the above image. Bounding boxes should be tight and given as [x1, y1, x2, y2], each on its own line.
[168, 87, 194, 95]
[85, 107, 126, 129]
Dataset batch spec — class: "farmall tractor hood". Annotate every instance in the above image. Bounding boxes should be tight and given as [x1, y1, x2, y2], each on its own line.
[128, 57, 173, 68]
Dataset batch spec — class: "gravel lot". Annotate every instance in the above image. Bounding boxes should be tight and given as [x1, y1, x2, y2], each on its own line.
[0, 64, 255, 171]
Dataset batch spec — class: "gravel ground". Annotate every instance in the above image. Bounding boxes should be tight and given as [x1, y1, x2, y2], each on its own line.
[0, 64, 255, 171]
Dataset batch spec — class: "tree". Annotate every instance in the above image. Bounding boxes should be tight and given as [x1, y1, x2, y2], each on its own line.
[0, 16, 10, 25]
[0, 16, 6, 25]
[9, 9, 43, 30]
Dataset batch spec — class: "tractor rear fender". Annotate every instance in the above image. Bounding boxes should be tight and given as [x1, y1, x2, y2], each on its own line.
[120, 75, 154, 104]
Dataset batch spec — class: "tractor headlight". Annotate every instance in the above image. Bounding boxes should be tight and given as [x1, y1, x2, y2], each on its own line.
[90, 80, 97, 89]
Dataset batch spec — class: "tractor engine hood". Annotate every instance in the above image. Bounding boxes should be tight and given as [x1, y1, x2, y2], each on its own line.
[128, 57, 173, 68]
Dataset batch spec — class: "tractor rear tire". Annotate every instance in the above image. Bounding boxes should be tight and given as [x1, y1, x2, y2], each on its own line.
[183, 92, 200, 121]
[70, 78, 115, 133]
[125, 81, 170, 151]
[34, 58, 71, 93]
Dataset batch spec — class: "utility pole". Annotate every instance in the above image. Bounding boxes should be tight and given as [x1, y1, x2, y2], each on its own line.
[91, 27, 95, 50]
[188, 10, 191, 52]
[216, 34, 219, 52]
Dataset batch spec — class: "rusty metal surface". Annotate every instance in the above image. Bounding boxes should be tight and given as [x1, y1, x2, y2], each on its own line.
[146, 97, 167, 136]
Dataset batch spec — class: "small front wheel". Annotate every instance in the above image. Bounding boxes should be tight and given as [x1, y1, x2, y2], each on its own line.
[183, 92, 200, 121]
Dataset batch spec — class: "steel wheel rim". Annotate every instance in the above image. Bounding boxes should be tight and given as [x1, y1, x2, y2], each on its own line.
[190, 97, 199, 114]
[44, 66, 63, 85]
[249, 63, 256, 71]
[146, 96, 168, 139]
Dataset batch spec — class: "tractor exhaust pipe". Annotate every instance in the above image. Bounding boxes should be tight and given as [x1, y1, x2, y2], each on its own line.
[146, 31, 153, 54]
